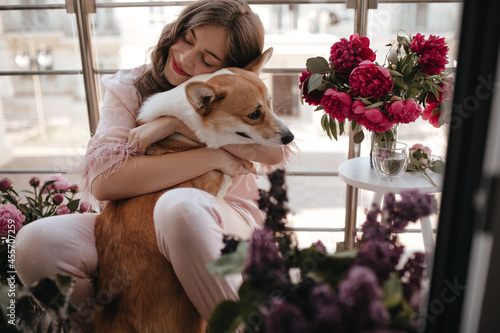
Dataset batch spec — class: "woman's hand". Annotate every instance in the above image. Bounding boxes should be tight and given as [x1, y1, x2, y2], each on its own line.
[128, 117, 181, 154]
[212, 148, 256, 177]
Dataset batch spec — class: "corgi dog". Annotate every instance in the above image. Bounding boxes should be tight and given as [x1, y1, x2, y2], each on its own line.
[94, 48, 294, 333]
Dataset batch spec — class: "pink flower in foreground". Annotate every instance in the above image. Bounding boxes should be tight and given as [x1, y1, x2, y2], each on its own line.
[352, 100, 393, 133]
[57, 204, 71, 215]
[410, 33, 449, 75]
[320, 88, 353, 122]
[386, 100, 423, 124]
[349, 61, 394, 99]
[0, 204, 26, 235]
[299, 70, 324, 106]
[422, 102, 441, 128]
[80, 201, 92, 213]
[0, 178, 12, 192]
[329, 33, 376, 76]
[409, 144, 432, 166]
[42, 174, 71, 193]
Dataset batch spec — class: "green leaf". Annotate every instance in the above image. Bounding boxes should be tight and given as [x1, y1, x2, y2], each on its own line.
[306, 56, 330, 74]
[206, 241, 249, 277]
[389, 69, 403, 77]
[208, 300, 242, 333]
[429, 160, 446, 173]
[66, 199, 81, 213]
[383, 274, 404, 309]
[307, 73, 324, 93]
[353, 130, 365, 144]
[365, 101, 384, 109]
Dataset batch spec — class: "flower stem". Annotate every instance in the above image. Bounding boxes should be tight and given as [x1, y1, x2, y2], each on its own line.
[421, 169, 437, 187]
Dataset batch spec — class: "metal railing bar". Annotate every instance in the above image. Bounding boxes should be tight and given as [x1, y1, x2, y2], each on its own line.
[291, 227, 437, 233]
[0, 4, 66, 11]
[0, 169, 70, 174]
[0, 70, 82, 76]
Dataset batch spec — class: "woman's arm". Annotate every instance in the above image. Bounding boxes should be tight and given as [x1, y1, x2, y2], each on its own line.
[91, 147, 256, 201]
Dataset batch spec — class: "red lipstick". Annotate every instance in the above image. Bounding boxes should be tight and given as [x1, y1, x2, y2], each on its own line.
[172, 58, 190, 76]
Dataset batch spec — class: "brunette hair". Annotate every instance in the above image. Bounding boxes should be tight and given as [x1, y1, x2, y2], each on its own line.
[135, 0, 265, 99]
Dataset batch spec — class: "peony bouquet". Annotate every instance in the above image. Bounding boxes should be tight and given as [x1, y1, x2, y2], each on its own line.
[299, 32, 453, 143]
[207, 170, 438, 333]
[0, 174, 94, 284]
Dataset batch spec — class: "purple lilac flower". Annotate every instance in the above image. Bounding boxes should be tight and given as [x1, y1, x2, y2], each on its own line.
[309, 284, 344, 332]
[244, 228, 286, 285]
[262, 297, 309, 333]
[399, 252, 426, 303]
[312, 240, 327, 253]
[383, 191, 438, 232]
[338, 266, 389, 331]
[355, 240, 404, 282]
[359, 205, 391, 243]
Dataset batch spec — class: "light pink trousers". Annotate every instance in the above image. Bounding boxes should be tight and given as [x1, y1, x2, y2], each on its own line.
[15, 188, 255, 332]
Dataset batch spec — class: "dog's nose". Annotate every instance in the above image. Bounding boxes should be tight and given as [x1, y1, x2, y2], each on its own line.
[281, 133, 294, 145]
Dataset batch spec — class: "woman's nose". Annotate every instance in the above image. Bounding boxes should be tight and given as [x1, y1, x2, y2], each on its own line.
[179, 49, 195, 68]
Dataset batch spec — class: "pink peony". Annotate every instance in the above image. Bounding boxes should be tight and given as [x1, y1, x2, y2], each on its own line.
[29, 176, 40, 187]
[299, 70, 324, 106]
[349, 61, 394, 99]
[409, 33, 449, 75]
[79, 201, 92, 213]
[57, 204, 71, 215]
[320, 88, 353, 122]
[0, 203, 26, 235]
[409, 144, 432, 166]
[329, 33, 376, 76]
[0, 178, 12, 192]
[41, 174, 71, 192]
[52, 193, 65, 205]
[422, 102, 441, 128]
[386, 100, 423, 124]
[352, 100, 394, 133]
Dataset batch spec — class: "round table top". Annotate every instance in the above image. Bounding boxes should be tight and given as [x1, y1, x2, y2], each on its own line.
[338, 156, 443, 194]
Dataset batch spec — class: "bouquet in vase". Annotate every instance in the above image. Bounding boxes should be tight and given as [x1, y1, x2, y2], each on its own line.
[299, 32, 453, 144]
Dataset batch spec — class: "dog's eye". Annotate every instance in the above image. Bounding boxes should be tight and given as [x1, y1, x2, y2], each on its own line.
[248, 109, 262, 120]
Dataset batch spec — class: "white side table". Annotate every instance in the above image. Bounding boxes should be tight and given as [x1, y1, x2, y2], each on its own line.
[338, 156, 443, 255]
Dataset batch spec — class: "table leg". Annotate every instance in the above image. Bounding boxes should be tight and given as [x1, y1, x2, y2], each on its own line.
[371, 192, 384, 209]
[420, 215, 435, 255]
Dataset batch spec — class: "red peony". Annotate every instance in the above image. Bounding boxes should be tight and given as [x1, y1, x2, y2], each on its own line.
[320, 88, 353, 122]
[299, 70, 324, 106]
[352, 100, 393, 133]
[386, 100, 422, 124]
[349, 61, 394, 99]
[329, 33, 376, 76]
[409, 33, 449, 75]
[422, 102, 441, 128]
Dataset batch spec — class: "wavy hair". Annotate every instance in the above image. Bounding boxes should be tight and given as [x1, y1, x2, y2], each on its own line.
[135, 0, 265, 99]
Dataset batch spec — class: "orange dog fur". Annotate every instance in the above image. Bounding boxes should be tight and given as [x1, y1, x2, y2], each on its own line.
[94, 48, 294, 332]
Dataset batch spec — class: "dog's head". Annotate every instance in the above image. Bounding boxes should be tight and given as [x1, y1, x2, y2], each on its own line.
[184, 48, 294, 148]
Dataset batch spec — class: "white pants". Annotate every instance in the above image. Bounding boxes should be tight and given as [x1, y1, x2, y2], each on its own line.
[15, 188, 255, 332]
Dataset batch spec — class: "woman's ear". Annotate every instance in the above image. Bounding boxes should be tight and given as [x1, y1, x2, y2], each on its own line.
[185, 81, 225, 116]
[244, 47, 273, 74]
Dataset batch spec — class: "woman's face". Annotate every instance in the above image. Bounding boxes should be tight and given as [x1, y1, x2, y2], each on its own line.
[165, 25, 227, 86]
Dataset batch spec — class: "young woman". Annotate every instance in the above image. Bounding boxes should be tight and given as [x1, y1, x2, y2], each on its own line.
[14, 1, 288, 331]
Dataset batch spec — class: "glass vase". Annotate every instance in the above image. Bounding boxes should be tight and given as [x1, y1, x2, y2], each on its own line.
[369, 124, 399, 168]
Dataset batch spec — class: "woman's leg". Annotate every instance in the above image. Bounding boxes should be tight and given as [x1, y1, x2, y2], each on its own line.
[15, 213, 99, 332]
[153, 188, 254, 320]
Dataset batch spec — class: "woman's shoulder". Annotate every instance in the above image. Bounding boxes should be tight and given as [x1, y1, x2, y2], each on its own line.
[102, 64, 147, 88]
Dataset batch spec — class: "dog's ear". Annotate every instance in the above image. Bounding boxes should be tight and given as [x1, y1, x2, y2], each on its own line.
[244, 47, 273, 74]
[185, 81, 225, 116]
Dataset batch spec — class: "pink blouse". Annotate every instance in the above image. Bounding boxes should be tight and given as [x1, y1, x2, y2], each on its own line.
[75, 65, 270, 226]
